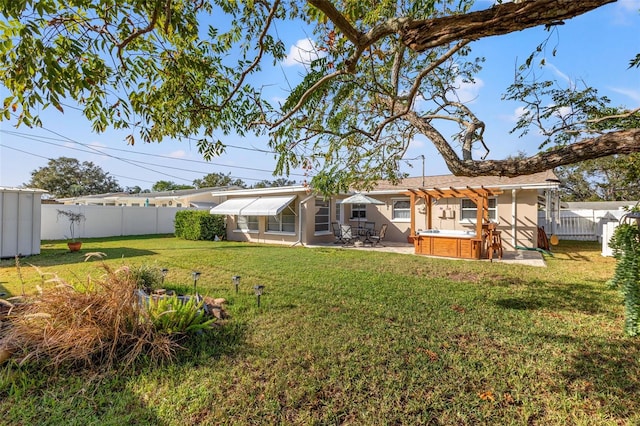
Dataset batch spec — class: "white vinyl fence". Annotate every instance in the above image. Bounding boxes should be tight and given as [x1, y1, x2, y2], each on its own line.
[41, 204, 189, 240]
[538, 209, 623, 242]
[601, 221, 619, 257]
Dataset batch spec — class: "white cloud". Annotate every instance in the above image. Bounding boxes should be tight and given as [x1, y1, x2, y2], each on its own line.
[618, 0, 640, 12]
[408, 138, 426, 150]
[167, 150, 187, 158]
[449, 76, 484, 104]
[543, 62, 573, 87]
[283, 39, 324, 67]
[513, 106, 528, 120]
[610, 86, 640, 106]
[554, 106, 573, 120]
[499, 106, 528, 123]
[612, 0, 640, 24]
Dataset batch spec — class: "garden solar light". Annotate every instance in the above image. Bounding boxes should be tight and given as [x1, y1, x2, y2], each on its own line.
[192, 271, 201, 295]
[254, 285, 265, 307]
[161, 268, 168, 285]
[232, 275, 241, 294]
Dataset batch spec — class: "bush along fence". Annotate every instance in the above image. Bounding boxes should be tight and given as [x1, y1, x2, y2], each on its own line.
[608, 221, 640, 336]
[174, 210, 226, 241]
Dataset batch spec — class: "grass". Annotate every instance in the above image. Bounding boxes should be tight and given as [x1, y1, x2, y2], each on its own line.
[0, 235, 635, 424]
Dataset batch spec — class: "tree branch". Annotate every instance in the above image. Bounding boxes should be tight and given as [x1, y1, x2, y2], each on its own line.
[401, 0, 616, 52]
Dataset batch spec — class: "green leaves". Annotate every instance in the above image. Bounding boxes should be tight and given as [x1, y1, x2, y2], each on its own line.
[25, 156, 122, 198]
[147, 295, 216, 335]
[609, 222, 640, 336]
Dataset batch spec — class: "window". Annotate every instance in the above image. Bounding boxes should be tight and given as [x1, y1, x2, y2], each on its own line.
[460, 198, 497, 222]
[237, 215, 259, 231]
[335, 201, 341, 221]
[314, 198, 330, 233]
[392, 199, 411, 221]
[351, 203, 366, 219]
[267, 202, 296, 233]
[267, 210, 296, 233]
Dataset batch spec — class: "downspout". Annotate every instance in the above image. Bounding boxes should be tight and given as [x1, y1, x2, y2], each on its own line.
[511, 189, 518, 249]
[291, 193, 315, 247]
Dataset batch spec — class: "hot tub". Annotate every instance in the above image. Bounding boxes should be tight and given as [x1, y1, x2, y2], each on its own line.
[414, 229, 482, 259]
[416, 229, 475, 237]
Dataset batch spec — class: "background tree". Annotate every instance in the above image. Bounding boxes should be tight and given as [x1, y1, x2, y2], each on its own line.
[151, 181, 194, 192]
[252, 178, 297, 188]
[2, 0, 638, 194]
[556, 154, 640, 202]
[25, 157, 122, 198]
[192, 173, 246, 189]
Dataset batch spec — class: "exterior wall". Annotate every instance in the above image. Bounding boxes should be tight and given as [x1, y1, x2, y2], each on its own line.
[307, 197, 335, 244]
[224, 196, 301, 246]
[331, 195, 413, 243]
[371, 190, 541, 251]
[220, 188, 543, 251]
[502, 189, 539, 250]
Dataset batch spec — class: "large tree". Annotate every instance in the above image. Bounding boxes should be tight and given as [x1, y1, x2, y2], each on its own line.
[2, 0, 639, 193]
[556, 154, 640, 202]
[253, 178, 297, 188]
[192, 172, 246, 189]
[25, 157, 122, 198]
[151, 181, 194, 192]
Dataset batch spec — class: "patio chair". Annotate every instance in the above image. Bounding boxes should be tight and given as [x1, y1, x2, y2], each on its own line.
[340, 224, 353, 244]
[369, 224, 388, 247]
[332, 222, 353, 244]
[332, 222, 342, 243]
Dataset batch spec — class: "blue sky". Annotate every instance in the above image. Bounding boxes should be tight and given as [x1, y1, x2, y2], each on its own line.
[1, 0, 639, 190]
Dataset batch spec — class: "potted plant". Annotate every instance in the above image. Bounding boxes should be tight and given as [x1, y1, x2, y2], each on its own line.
[57, 209, 86, 252]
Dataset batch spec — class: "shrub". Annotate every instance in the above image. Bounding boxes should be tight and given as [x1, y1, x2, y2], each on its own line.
[147, 295, 216, 334]
[130, 264, 164, 293]
[174, 210, 225, 241]
[609, 222, 640, 336]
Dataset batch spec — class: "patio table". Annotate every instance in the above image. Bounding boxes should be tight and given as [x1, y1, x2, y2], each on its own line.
[354, 227, 373, 244]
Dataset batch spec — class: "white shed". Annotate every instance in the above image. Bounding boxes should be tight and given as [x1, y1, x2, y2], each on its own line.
[0, 187, 46, 259]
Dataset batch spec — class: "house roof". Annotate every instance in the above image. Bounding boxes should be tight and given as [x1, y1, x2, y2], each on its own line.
[0, 187, 48, 193]
[206, 171, 560, 199]
[57, 186, 240, 202]
[210, 185, 310, 197]
[370, 170, 559, 193]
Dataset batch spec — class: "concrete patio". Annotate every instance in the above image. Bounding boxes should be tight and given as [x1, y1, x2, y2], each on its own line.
[307, 241, 548, 267]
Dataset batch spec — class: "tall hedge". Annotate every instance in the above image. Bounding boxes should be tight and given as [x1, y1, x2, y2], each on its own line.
[174, 210, 226, 241]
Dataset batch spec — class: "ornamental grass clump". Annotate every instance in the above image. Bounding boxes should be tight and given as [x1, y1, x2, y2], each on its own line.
[0, 264, 214, 369]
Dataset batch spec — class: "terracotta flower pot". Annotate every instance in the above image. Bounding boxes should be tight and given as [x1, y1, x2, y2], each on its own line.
[67, 241, 82, 252]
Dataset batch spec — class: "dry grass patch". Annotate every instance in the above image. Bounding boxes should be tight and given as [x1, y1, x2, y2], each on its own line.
[1, 264, 183, 368]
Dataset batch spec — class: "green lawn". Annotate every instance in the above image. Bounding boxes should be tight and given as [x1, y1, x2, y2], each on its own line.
[0, 236, 636, 425]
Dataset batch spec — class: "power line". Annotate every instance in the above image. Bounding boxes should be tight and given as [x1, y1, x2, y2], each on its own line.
[1, 129, 306, 177]
[0, 144, 158, 184]
[0, 139, 270, 184]
[56, 100, 277, 154]
[2, 114, 292, 184]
